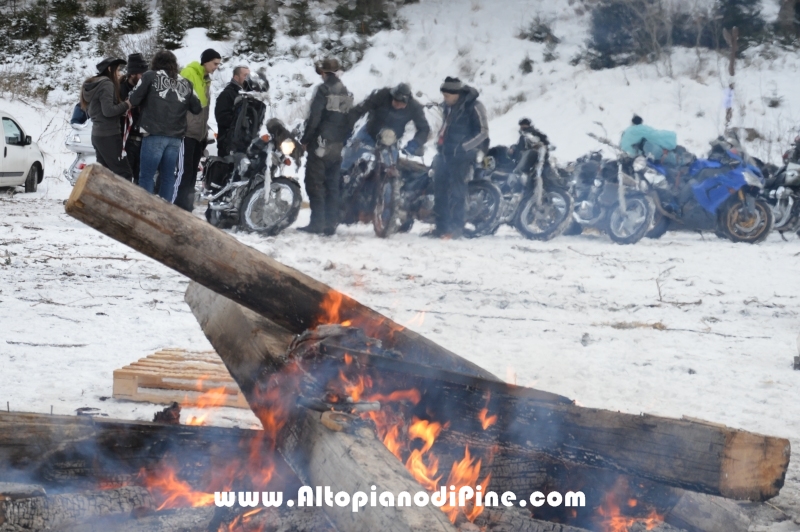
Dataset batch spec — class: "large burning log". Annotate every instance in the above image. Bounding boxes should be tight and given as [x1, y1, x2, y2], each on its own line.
[65, 164, 496, 382]
[185, 284, 789, 503]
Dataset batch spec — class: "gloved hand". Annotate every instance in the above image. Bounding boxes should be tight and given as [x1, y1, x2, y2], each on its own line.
[404, 140, 424, 156]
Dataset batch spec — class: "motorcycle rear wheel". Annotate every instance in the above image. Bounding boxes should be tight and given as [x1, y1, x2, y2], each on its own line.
[513, 188, 574, 241]
[605, 193, 654, 245]
[646, 211, 671, 239]
[464, 180, 502, 238]
[239, 178, 302, 235]
[373, 174, 402, 238]
[719, 197, 774, 244]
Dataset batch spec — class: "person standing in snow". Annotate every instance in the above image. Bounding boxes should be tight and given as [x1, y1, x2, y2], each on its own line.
[298, 58, 353, 236]
[429, 76, 489, 239]
[341, 83, 430, 172]
[129, 50, 202, 201]
[174, 49, 221, 211]
[214, 65, 251, 157]
[119, 53, 149, 184]
[80, 57, 133, 180]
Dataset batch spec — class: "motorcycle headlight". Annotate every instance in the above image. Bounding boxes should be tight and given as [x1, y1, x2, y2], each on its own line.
[475, 150, 485, 164]
[742, 170, 762, 188]
[378, 129, 397, 146]
[238, 157, 251, 174]
[633, 156, 647, 172]
[280, 139, 296, 156]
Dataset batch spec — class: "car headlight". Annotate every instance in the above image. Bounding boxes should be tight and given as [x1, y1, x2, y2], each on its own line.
[378, 129, 397, 146]
[633, 156, 647, 172]
[238, 157, 251, 174]
[742, 170, 762, 188]
[280, 139, 296, 156]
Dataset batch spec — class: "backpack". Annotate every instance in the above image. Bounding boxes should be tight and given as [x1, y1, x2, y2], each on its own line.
[226, 94, 267, 154]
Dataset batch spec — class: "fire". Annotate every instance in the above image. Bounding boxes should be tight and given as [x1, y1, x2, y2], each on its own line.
[184, 382, 234, 426]
[442, 446, 491, 523]
[403, 311, 426, 328]
[319, 290, 345, 325]
[478, 408, 497, 430]
[139, 466, 216, 510]
[597, 479, 664, 532]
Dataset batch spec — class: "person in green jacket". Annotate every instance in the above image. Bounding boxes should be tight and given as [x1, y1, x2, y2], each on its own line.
[174, 48, 221, 211]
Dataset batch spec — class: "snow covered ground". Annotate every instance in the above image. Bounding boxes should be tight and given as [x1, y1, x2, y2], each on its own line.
[2, 0, 800, 526]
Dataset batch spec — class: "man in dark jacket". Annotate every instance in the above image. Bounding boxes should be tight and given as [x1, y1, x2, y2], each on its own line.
[119, 53, 148, 184]
[342, 83, 430, 171]
[214, 65, 250, 157]
[129, 50, 202, 201]
[299, 58, 353, 236]
[430, 76, 489, 239]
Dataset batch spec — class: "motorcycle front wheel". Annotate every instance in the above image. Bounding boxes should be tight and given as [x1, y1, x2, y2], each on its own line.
[605, 193, 654, 245]
[373, 174, 402, 238]
[513, 187, 574, 241]
[646, 211, 671, 239]
[719, 197, 774, 244]
[464, 180, 502, 238]
[239, 178, 302, 235]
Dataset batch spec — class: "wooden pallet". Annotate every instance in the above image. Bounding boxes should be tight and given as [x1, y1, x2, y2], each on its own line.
[112, 349, 249, 409]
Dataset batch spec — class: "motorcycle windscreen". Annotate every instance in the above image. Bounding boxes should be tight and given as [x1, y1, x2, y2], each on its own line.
[691, 169, 747, 213]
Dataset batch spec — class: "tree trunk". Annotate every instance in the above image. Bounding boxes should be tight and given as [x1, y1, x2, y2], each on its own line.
[64, 165, 499, 382]
[777, 0, 797, 35]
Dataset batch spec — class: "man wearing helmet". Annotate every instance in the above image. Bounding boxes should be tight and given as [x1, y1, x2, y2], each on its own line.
[341, 83, 430, 172]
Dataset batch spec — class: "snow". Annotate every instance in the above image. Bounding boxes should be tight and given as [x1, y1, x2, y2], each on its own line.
[2, 0, 800, 526]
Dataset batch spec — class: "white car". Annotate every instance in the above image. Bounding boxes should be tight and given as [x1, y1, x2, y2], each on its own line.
[1, 111, 44, 192]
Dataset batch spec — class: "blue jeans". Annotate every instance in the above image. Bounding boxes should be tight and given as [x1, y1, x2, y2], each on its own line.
[340, 127, 376, 172]
[138, 135, 182, 201]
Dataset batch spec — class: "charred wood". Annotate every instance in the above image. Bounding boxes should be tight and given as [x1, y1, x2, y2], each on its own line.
[0, 486, 152, 531]
[469, 507, 590, 532]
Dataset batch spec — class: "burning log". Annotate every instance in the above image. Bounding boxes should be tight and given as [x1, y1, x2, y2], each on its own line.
[65, 164, 496, 382]
[59, 507, 216, 532]
[470, 507, 589, 532]
[0, 411, 299, 496]
[0, 484, 46, 500]
[0, 486, 152, 531]
[664, 490, 750, 532]
[188, 284, 788, 503]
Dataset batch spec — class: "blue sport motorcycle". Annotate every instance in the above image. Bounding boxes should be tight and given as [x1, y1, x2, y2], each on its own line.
[634, 132, 773, 243]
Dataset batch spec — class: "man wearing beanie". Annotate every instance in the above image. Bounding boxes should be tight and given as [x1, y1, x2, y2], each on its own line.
[120, 53, 148, 184]
[174, 48, 221, 211]
[430, 76, 489, 239]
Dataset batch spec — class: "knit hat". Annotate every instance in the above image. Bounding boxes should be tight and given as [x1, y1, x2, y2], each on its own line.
[200, 48, 221, 65]
[632, 115, 643, 125]
[390, 83, 412, 103]
[96, 57, 126, 75]
[315, 58, 340, 74]
[126, 53, 148, 75]
[518, 117, 532, 127]
[440, 76, 463, 94]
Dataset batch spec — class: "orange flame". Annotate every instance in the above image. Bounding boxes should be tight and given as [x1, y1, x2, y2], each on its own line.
[478, 408, 497, 430]
[140, 466, 216, 510]
[319, 291, 345, 325]
[597, 479, 664, 532]
[184, 384, 233, 426]
[442, 446, 492, 523]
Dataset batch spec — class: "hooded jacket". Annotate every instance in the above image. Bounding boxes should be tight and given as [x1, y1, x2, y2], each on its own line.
[300, 74, 353, 148]
[349, 88, 430, 147]
[82, 77, 128, 137]
[437, 86, 489, 159]
[620, 124, 677, 158]
[180, 62, 211, 142]
[128, 70, 202, 138]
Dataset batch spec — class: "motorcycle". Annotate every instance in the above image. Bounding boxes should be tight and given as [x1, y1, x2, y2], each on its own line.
[639, 132, 774, 244]
[64, 120, 96, 185]
[478, 134, 574, 240]
[202, 118, 302, 235]
[760, 137, 800, 235]
[566, 142, 655, 244]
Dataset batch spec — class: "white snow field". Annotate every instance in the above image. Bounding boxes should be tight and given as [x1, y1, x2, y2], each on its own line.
[2, 0, 800, 527]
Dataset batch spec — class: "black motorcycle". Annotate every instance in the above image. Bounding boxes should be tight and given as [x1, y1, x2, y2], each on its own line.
[760, 137, 800, 236]
[202, 118, 303, 235]
[478, 133, 574, 240]
[566, 149, 655, 245]
[639, 133, 774, 244]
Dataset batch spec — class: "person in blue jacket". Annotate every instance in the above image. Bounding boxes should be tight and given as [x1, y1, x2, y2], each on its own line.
[620, 115, 677, 160]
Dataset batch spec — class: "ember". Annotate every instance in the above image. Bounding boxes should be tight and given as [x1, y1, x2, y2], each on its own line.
[596, 478, 664, 532]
